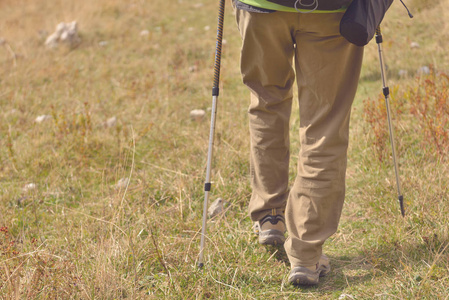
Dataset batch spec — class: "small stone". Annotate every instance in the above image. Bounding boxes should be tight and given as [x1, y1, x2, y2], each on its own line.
[188, 65, 198, 73]
[190, 109, 206, 121]
[99, 41, 109, 47]
[339, 294, 355, 300]
[23, 183, 37, 192]
[35, 115, 52, 123]
[115, 178, 129, 189]
[140, 30, 150, 36]
[45, 33, 60, 48]
[398, 69, 408, 77]
[417, 66, 430, 75]
[208, 198, 225, 218]
[55, 22, 67, 35]
[106, 116, 117, 128]
[45, 21, 80, 48]
[410, 42, 420, 49]
[204, 26, 210, 31]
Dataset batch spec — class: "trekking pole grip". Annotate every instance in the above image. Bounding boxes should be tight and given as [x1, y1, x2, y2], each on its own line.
[212, 0, 225, 97]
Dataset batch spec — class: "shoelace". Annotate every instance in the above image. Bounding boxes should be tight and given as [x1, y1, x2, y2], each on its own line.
[260, 214, 285, 226]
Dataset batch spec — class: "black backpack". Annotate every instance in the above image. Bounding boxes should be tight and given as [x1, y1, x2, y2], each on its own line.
[340, 0, 394, 47]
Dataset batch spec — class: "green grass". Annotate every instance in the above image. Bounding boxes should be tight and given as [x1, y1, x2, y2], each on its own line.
[1, 0, 448, 298]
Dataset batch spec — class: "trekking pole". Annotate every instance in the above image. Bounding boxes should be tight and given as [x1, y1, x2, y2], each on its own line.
[198, 0, 226, 269]
[375, 27, 405, 217]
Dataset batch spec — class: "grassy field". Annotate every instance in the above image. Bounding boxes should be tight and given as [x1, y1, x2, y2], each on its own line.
[1, 0, 448, 298]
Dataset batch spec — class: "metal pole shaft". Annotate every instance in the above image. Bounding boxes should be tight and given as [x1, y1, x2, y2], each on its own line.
[375, 27, 405, 216]
[198, 0, 226, 268]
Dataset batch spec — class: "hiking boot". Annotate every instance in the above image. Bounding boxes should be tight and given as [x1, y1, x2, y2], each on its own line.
[288, 255, 331, 286]
[253, 209, 286, 245]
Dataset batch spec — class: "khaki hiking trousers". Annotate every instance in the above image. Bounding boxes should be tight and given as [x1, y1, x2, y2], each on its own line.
[235, 8, 364, 267]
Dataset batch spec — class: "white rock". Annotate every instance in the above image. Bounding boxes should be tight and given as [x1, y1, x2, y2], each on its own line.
[45, 33, 60, 48]
[339, 294, 355, 300]
[35, 115, 52, 123]
[410, 42, 420, 49]
[55, 22, 67, 35]
[190, 109, 206, 121]
[99, 41, 109, 47]
[204, 25, 210, 31]
[189, 65, 198, 73]
[208, 198, 225, 218]
[398, 69, 408, 77]
[115, 178, 129, 189]
[417, 66, 430, 75]
[60, 31, 70, 42]
[23, 183, 37, 192]
[140, 30, 150, 36]
[106, 116, 117, 128]
[60, 21, 79, 43]
[45, 21, 80, 48]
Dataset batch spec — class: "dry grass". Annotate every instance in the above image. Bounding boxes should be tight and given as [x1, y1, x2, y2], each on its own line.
[1, 0, 448, 298]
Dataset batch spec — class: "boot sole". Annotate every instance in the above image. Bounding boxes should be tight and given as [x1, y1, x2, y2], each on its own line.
[258, 229, 285, 245]
[288, 263, 331, 286]
[288, 273, 319, 286]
